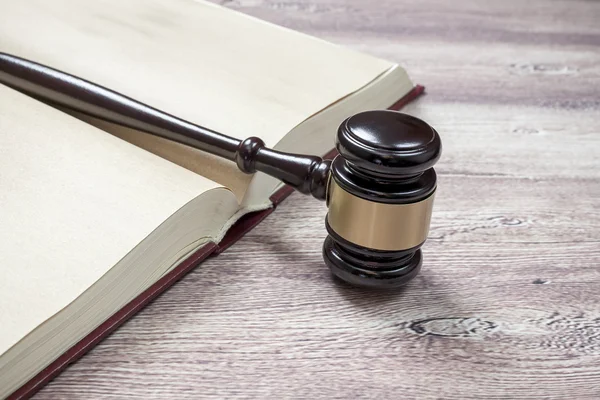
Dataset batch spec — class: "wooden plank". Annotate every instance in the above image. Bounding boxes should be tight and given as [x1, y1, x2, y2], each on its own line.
[221, 0, 600, 108]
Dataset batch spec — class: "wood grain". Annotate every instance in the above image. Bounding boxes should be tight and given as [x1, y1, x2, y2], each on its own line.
[34, 0, 600, 398]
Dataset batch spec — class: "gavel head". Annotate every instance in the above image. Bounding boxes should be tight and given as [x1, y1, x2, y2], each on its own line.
[323, 110, 442, 288]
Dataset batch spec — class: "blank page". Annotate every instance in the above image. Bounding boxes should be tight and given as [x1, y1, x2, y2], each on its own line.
[0, 85, 219, 356]
[0, 0, 393, 147]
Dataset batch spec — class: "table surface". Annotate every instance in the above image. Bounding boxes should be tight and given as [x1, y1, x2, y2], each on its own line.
[36, 0, 600, 398]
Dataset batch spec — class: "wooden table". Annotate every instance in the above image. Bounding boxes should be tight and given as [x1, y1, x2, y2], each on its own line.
[36, 0, 600, 398]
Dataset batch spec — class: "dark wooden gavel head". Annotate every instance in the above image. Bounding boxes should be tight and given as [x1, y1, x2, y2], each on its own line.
[323, 111, 441, 288]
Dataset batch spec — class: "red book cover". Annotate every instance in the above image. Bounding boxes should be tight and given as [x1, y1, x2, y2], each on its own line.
[8, 85, 424, 400]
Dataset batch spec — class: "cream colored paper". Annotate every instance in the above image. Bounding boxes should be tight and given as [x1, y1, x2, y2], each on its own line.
[0, 85, 219, 356]
[0, 0, 392, 147]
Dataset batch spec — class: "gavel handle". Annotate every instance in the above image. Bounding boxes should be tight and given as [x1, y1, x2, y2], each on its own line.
[0, 52, 330, 200]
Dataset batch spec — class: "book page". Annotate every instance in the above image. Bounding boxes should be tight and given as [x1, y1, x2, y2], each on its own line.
[60, 114, 253, 202]
[0, 0, 393, 184]
[0, 85, 221, 356]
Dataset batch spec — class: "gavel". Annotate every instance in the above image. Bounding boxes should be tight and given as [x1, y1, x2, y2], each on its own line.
[0, 53, 441, 289]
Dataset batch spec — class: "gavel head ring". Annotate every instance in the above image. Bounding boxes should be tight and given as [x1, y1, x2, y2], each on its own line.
[323, 110, 442, 289]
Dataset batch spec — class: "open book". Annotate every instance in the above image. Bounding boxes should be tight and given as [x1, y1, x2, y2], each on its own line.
[0, 0, 420, 398]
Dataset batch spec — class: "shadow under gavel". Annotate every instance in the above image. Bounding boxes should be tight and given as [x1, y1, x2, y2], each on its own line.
[0, 52, 441, 289]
